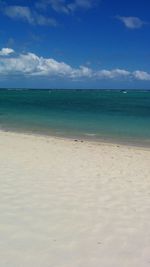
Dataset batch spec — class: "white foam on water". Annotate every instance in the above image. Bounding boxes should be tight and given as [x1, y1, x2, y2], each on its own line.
[84, 133, 97, 137]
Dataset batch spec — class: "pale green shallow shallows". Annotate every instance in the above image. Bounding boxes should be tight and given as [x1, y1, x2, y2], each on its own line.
[0, 89, 150, 146]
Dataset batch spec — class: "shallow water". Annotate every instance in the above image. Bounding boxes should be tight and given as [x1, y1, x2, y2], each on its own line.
[0, 89, 150, 145]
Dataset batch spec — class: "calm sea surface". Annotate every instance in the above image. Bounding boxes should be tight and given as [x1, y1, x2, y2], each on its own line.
[0, 89, 150, 145]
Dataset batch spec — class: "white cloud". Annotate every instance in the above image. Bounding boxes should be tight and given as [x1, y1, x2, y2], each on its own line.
[0, 48, 150, 81]
[3, 5, 57, 26]
[0, 51, 85, 77]
[71, 66, 93, 78]
[68, 0, 97, 12]
[1, 1, 99, 26]
[42, 0, 70, 14]
[4, 6, 33, 23]
[36, 0, 99, 13]
[96, 69, 130, 79]
[117, 16, 145, 29]
[133, 71, 150, 80]
[0, 48, 14, 56]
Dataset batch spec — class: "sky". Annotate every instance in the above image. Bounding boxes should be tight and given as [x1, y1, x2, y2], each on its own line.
[0, 0, 150, 89]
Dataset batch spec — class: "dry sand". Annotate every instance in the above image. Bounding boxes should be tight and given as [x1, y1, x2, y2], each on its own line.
[0, 130, 150, 267]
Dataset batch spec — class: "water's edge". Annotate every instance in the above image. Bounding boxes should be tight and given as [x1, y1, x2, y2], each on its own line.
[1, 127, 150, 150]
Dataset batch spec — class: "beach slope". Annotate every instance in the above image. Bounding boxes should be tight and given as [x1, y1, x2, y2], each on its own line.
[0, 131, 150, 267]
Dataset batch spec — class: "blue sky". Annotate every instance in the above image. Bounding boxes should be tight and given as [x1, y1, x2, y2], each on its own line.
[0, 0, 150, 89]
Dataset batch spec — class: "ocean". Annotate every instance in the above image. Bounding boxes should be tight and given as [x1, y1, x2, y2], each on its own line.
[0, 89, 150, 146]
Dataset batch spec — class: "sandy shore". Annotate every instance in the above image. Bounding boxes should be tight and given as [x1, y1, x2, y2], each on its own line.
[0, 130, 150, 267]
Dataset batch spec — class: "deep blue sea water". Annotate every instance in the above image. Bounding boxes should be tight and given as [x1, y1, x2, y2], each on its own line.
[0, 89, 150, 145]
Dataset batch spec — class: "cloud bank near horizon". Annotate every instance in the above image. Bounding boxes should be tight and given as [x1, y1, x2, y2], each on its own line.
[0, 48, 150, 81]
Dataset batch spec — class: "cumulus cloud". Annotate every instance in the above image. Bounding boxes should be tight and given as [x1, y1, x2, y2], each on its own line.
[0, 48, 14, 56]
[96, 69, 130, 79]
[133, 71, 150, 80]
[2, 5, 57, 26]
[0, 48, 150, 81]
[116, 16, 145, 29]
[0, 50, 91, 78]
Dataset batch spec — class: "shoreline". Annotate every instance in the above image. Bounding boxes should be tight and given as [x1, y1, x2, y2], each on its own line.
[0, 127, 150, 150]
[1, 89, 150, 150]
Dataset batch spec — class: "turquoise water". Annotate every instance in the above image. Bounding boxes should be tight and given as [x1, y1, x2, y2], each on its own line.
[0, 89, 150, 145]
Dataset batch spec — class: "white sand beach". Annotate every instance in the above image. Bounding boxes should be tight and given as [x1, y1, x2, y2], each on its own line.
[0, 130, 150, 267]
